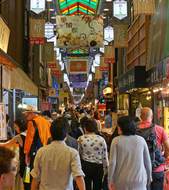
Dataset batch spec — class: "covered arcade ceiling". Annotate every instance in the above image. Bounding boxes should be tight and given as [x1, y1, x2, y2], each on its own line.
[58, 0, 100, 15]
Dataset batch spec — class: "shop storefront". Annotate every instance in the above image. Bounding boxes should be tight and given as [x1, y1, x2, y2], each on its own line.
[146, 58, 169, 134]
[118, 66, 151, 117]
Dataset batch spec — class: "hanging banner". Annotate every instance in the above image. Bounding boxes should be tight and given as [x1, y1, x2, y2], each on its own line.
[104, 46, 115, 64]
[30, 0, 45, 14]
[69, 59, 88, 73]
[48, 62, 57, 69]
[56, 15, 103, 48]
[100, 57, 109, 71]
[133, 0, 155, 15]
[114, 24, 128, 48]
[42, 42, 54, 62]
[29, 18, 45, 44]
[0, 103, 6, 140]
[0, 17, 10, 53]
[95, 66, 102, 80]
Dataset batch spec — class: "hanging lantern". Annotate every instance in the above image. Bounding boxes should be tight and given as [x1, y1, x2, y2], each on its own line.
[104, 26, 114, 43]
[113, 0, 128, 20]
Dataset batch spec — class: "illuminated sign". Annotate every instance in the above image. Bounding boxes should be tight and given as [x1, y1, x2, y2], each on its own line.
[30, 0, 45, 14]
[113, 0, 127, 20]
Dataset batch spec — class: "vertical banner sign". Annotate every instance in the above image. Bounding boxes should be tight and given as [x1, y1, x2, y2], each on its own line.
[133, 0, 155, 15]
[29, 18, 45, 44]
[0, 17, 10, 53]
[42, 42, 54, 62]
[0, 103, 6, 140]
[114, 25, 128, 48]
[100, 57, 109, 71]
[30, 0, 45, 14]
[104, 46, 115, 64]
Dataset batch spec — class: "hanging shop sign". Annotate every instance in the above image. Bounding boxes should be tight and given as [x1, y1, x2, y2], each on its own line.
[69, 59, 88, 73]
[56, 15, 103, 48]
[104, 46, 115, 64]
[45, 22, 54, 39]
[51, 69, 62, 77]
[133, 0, 155, 16]
[118, 66, 146, 93]
[29, 18, 45, 44]
[113, 0, 128, 20]
[100, 57, 109, 71]
[0, 17, 10, 53]
[48, 62, 57, 69]
[104, 26, 114, 43]
[42, 42, 54, 62]
[0, 103, 6, 140]
[30, 0, 45, 14]
[114, 25, 128, 48]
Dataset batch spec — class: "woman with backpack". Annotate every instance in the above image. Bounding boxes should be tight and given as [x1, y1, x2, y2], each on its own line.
[108, 116, 152, 190]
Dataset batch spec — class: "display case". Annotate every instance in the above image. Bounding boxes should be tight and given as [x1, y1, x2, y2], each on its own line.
[127, 15, 150, 70]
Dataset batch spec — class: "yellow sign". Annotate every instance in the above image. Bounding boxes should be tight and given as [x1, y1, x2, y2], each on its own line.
[164, 107, 169, 135]
[0, 17, 10, 53]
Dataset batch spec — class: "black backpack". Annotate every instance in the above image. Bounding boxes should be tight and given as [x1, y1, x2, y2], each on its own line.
[136, 124, 165, 169]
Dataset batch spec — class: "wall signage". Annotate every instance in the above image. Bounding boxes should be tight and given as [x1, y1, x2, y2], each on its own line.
[0, 17, 10, 53]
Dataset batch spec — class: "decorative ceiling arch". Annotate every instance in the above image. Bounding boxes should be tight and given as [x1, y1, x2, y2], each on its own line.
[58, 0, 100, 15]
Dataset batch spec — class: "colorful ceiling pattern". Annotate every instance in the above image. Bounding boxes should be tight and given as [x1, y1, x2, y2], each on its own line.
[58, 0, 100, 15]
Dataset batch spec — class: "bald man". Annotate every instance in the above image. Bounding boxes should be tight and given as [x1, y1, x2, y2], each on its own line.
[138, 107, 169, 190]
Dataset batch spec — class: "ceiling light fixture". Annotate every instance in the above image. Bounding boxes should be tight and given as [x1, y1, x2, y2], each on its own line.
[104, 8, 109, 11]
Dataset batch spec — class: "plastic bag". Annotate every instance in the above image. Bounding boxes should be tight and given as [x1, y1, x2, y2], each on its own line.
[23, 166, 30, 183]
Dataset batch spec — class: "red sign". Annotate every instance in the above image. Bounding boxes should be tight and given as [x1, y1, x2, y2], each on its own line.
[51, 69, 62, 77]
[99, 66, 109, 71]
[30, 37, 45, 45]
[48, 62, 56, 69]
[98, 104, 106, 110]
[104, 58, 115, 64]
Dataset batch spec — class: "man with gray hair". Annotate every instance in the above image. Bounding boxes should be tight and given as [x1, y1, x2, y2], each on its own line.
[138, 107, 169, 190]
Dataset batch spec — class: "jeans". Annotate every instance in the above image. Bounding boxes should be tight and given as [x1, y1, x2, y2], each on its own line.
[81, 160, 104, 190]
[150, 171, 164, 190]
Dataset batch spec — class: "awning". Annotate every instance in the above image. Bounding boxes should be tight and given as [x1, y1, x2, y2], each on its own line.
[11, 67, 38, 96]
[0, 49, 17, 68]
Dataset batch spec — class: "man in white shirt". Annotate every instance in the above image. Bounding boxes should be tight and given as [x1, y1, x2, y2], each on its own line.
[31, 117, 85, 190]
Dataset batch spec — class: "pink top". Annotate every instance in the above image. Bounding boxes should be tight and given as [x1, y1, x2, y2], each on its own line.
[139, 121, 168, 172]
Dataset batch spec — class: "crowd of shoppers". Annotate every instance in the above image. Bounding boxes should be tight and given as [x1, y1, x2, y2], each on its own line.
[0, 106, 169, 190]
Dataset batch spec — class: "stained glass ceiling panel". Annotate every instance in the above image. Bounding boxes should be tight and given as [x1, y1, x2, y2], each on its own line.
[58, 0, 100, 15]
